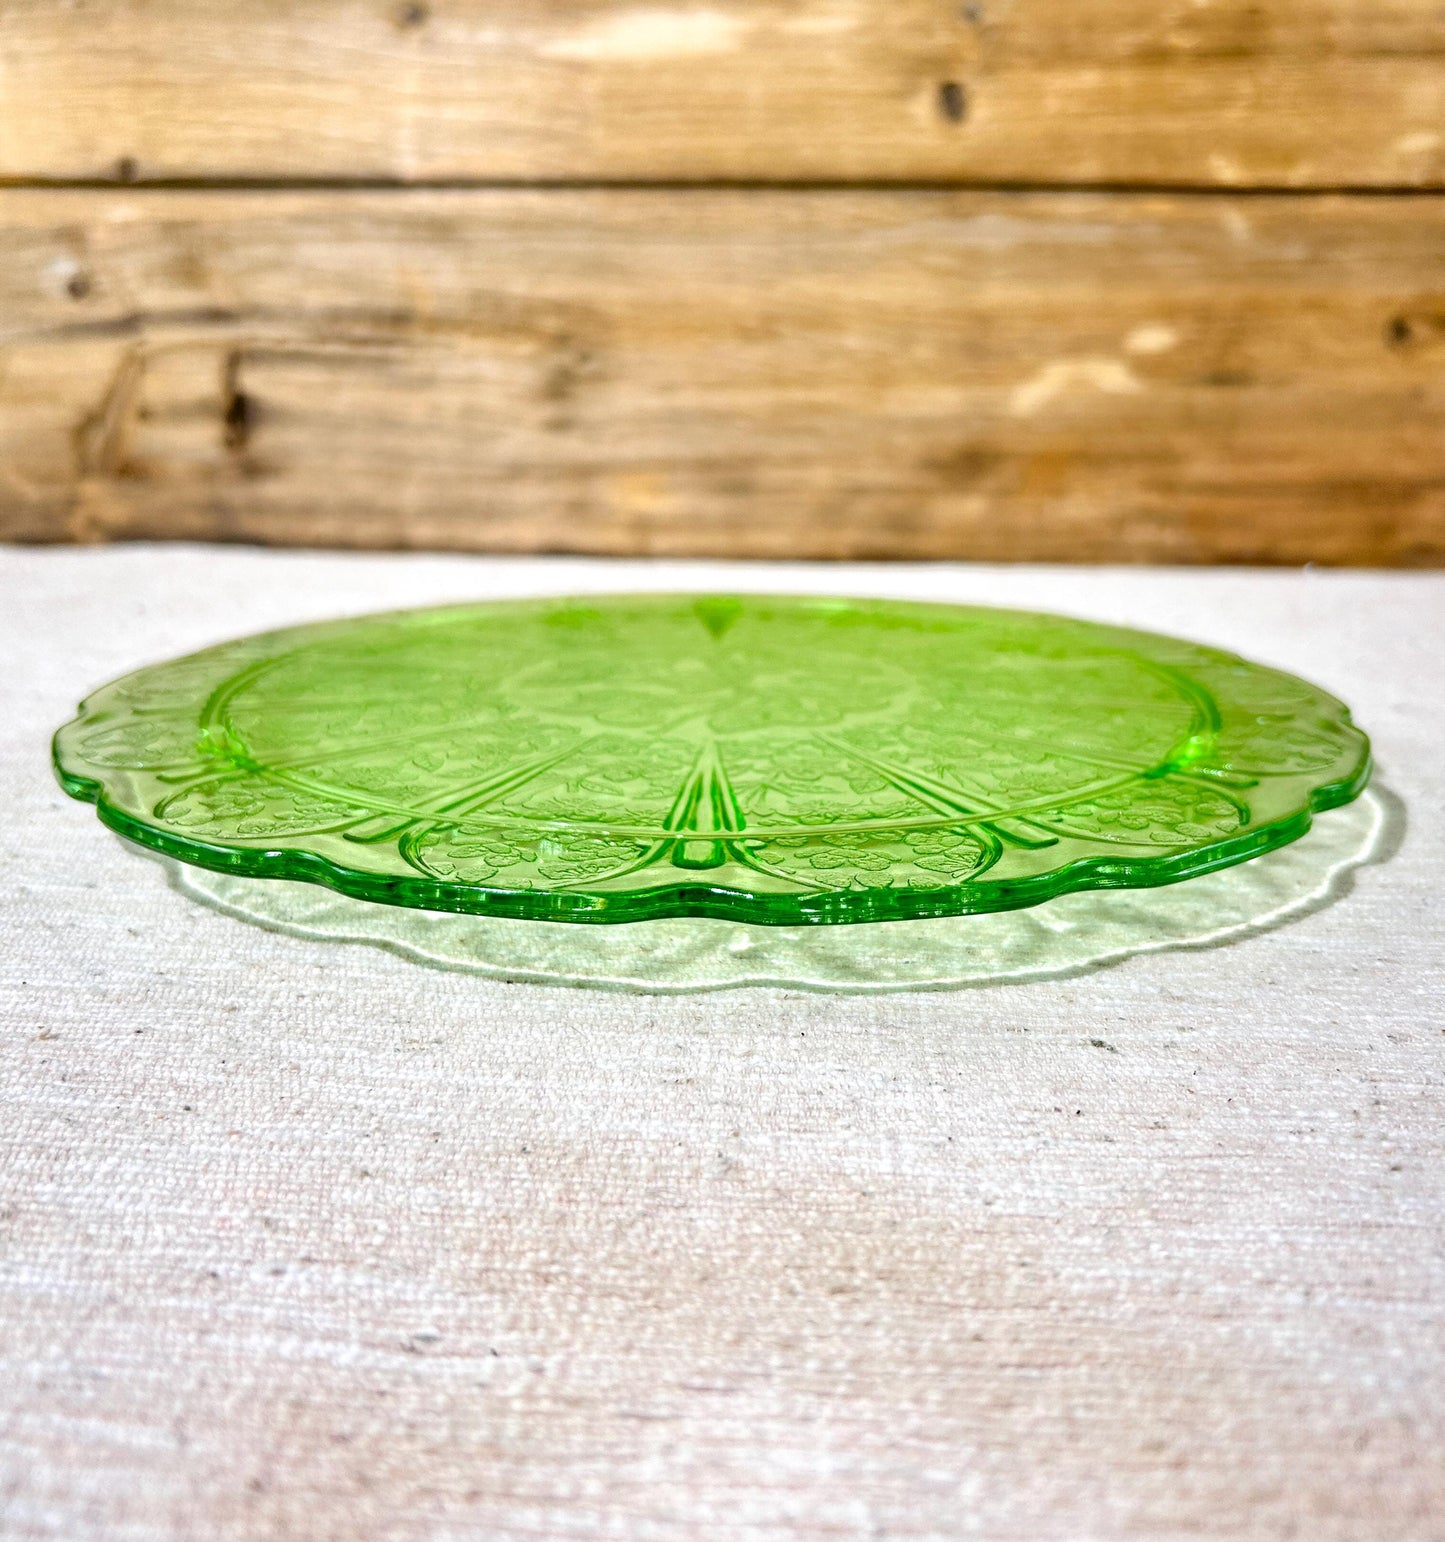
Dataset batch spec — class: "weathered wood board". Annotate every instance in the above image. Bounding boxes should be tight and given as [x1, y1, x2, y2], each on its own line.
[2, 0, 1443, 188]
[2, 188, 1442, 564]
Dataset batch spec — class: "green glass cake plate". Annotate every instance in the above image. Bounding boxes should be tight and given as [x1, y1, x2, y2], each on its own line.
[53, 593, 1371, 926]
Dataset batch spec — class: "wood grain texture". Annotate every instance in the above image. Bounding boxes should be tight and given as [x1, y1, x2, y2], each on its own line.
[2, 187, 1442, 564]
[2, 0, 1443, 188]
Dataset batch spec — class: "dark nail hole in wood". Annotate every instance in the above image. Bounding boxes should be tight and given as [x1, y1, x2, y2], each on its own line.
[938, 81, 968, 123]
[1386, 316, 1413, 346]
[66, 271, 92, 300]
[115, 156, 139, 183]
[397, 2, 428, 28]
[224, 389, 256, 451]
[959, 4, 983, 24]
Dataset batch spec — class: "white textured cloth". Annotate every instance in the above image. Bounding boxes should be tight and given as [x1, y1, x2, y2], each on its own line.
[2, 546, 1442, 1542]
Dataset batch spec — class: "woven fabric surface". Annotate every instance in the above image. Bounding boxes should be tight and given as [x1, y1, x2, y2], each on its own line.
[2, 547, 1442, 1542]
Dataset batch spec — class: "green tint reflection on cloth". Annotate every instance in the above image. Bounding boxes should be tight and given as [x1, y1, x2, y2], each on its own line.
[160, 791, 1384, 993]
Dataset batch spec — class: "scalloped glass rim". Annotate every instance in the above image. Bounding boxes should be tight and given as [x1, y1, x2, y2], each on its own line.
[53, 594, 1372, 927]
[157, 791, 1390, 993]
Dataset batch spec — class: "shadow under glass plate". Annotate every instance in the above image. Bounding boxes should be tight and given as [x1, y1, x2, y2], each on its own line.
[53, 593, 1371, 926]
[155, 790, 1389, 992]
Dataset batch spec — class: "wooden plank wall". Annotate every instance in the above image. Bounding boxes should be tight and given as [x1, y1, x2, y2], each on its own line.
[2, 0, 1443, 563]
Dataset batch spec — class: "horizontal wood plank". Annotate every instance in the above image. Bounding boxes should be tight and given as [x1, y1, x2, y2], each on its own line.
[1, 187, 1442, 564]
[1, 0, 1443, 188]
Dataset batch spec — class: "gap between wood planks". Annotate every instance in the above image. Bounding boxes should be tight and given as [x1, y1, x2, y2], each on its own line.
[4, 177, 1445, 196]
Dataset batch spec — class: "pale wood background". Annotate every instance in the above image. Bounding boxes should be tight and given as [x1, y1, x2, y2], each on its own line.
[1, 0, 1443, 562]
